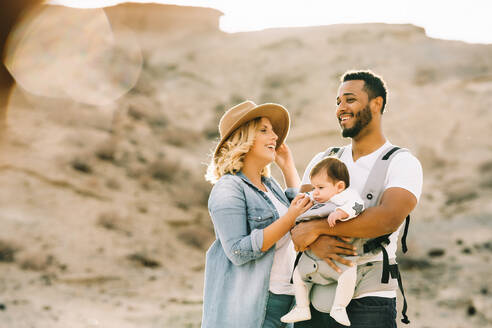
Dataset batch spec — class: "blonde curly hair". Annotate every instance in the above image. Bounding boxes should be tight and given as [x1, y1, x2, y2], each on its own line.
[205, 118, 271, 184]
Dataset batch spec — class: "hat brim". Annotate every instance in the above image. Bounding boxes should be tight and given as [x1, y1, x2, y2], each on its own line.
[213, 103, 290, 159]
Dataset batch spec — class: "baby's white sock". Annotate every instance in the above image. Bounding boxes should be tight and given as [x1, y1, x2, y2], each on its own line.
[329, 265, 357, 326]
[281, 268, 312, 323]
[330, 306, 351, 326]
[281, 306, 311, 323]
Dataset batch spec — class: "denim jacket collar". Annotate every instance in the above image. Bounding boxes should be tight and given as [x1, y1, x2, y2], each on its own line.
[235, 171, 290, 208]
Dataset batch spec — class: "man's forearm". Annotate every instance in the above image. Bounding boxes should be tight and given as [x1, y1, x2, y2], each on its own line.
[311, 187, 417, 238]
[310, 206, 404, 238]
[291, 187, 417, 250]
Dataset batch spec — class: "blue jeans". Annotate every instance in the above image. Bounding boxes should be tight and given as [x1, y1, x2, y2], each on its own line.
[262, 292, 295, 328]
[294, 297, 397, 328]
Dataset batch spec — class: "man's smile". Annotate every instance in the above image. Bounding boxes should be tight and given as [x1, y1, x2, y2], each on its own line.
[339, 113, 354, 124]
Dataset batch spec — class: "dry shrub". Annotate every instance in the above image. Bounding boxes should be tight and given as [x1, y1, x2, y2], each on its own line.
[162, 127, 201, 147]
[148, 158, 181, 182]
[127, 104, 149, 121]
[177, 70, 212, 85]
[414, 67, 437, 86]
[174, 177, 211, 210]
[186, 52, 196, 61]
[214, 103, 226, 113]
[445, 190, 478, 205]
[203, 123, 220, 140]
[177, 226, 214, 249]
[398, 257, 432, 270]
[128, 70, 155, 96]
[478, 160, 492, 189]
[105, 177, 121, 190]
[125, 163, 146, 179]
[95, 141, 117, 162]
[127, 252, 161, 268]
[264, 74, 305, 89]
[135, 202, 148, 213]
[427, 248, 445, 257]
[0, 240, 18, 262]
[127, 103, 169, 130]
[147, 112, 169, 131]
[17, 251, 57, 271]
[135, 151, 148, 164]
[229, 94, 245, 105]
[202, 103, 225, 140]
[70, 157, 93, 174]
[479, 160, 492, 174]
[259, 91, 282, 104]
[138, 175, 154, 190]
[97, 211, 132, 236]
[417, 146, 446, 170]
[479, 176, 492, 189]
[262, 37, 304, 50]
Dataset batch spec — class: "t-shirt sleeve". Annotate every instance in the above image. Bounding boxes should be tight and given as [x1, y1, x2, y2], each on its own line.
[301, 152, 325, 186]
[385, 151, 423, 202]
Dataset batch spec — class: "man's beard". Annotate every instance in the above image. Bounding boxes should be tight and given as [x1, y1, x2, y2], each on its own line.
[341, 104, 372, 138]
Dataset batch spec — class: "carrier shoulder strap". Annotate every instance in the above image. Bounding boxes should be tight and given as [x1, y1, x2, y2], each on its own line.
[360, 146, 408, 207]
[360, 145, 410, 253]
[322, 146, 345, 159]
[361, 145, 411, 324]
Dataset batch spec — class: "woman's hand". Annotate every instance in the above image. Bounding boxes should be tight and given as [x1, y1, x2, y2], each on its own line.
[308, 235, 357, 273]
[275, 143, 301, 189]
[261, 193, 312, 252]
[286, 194, 313, 225]
[275, 143, 294, 170]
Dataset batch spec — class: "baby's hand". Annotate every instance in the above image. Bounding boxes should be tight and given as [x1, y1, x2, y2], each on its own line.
[327, 209, 350, 227]
[327, 212, 339, 227]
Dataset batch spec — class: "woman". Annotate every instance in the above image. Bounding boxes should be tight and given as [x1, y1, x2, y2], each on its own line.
[202, 101, 312, 328]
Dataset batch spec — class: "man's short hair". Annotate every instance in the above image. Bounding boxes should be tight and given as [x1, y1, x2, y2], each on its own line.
[310, 157, 350, 188]
[342, 70, 387, 113]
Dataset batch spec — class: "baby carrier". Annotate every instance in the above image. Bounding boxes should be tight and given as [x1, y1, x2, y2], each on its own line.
[304, 145, 411, 324]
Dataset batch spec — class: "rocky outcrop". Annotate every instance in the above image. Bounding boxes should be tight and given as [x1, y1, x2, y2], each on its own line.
[104, 3, 223, 33]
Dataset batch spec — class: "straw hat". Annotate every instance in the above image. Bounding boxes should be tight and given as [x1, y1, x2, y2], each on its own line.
[213, 100, 290, 159]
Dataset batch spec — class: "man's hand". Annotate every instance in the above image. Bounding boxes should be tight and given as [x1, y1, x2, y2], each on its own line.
[291, 220, 321, 252]
[308, 235, 357, 273]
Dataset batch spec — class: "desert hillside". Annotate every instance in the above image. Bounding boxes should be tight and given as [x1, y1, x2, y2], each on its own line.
[0, 3, 491, 328]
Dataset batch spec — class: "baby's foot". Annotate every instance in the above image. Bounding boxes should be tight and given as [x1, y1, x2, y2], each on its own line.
[330, 306, 351, 326]
[280, 306, 311, 323]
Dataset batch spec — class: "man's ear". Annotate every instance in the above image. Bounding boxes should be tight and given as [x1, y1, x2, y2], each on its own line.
[370, 96, 383, 114]
[336, 181, 346, 193]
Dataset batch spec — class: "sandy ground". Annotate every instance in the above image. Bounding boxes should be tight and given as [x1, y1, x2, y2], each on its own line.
[0, 3, 491, 328]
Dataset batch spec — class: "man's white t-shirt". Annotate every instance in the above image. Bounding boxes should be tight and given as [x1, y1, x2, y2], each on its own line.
[301, 141, 423, 298]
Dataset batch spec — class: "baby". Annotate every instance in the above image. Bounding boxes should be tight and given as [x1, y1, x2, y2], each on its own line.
[281, 157, 365, 326]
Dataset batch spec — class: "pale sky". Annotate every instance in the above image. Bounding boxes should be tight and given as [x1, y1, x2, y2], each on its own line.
[49, 0, 492, 44]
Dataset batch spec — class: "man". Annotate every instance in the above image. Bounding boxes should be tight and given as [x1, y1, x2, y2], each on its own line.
[291, 70, 423, 327]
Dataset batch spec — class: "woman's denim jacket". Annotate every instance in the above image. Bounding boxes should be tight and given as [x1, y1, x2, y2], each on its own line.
[202, 171, 297, 328]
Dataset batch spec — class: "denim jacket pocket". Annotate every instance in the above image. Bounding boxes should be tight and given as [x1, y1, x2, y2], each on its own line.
[247, 208, 275, 230]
